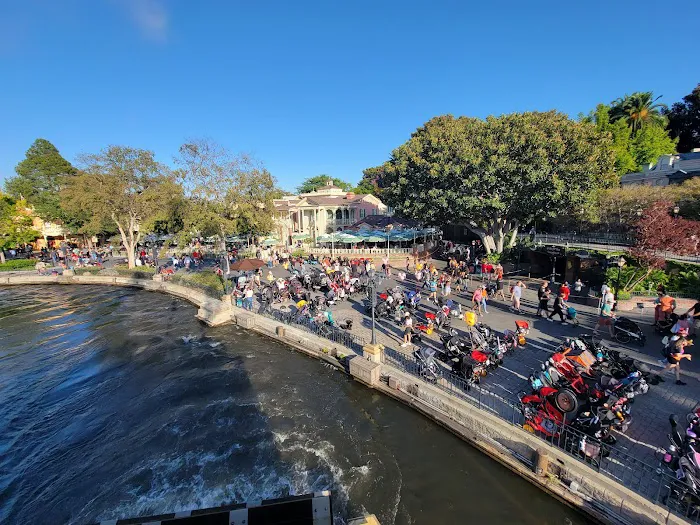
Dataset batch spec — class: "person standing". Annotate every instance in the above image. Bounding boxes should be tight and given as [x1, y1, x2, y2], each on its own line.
[574, 278, 583, 294]
[511, 280, 525, 313]
[536, 282, 550, 317]
[560, 281, 570, 301]
[405, 257, 411, 273]
[494, 264, 506, 301]
[244, 286, 254, 311]
[472, 286, 483, 315]
[480, 284, 489, 314]
[401, 312, 413, 348]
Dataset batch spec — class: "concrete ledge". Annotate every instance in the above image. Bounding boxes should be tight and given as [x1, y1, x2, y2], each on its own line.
[234, 312, 256, 329]
[349, 356, 380, 387]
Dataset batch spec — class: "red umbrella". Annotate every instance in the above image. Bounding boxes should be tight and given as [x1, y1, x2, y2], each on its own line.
[230, 258, 266, 271]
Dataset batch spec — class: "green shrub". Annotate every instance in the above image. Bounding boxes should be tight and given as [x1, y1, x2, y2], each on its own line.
[112, 264, 156, 279]
[171, 270, 225, 298]
[483, 253, 502, 264]
[291, 248, 306, 258]
[0, 259, 37, 271]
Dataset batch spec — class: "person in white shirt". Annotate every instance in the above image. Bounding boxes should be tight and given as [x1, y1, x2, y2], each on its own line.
[511, 280, 525, 313]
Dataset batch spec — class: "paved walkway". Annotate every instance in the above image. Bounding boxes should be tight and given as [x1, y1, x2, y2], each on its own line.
[256, 260, 699, 479]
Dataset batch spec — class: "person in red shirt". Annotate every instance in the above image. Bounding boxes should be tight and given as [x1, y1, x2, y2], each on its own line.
[560, 282, 570, 301]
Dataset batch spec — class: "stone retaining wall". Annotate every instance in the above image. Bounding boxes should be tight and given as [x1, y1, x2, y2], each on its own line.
[0, 274, 688, 525]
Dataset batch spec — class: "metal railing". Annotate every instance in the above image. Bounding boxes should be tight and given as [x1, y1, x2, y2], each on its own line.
[519, 233, 700, 264]
[381, 347, 700, 522]
[257, 305, 367, 354]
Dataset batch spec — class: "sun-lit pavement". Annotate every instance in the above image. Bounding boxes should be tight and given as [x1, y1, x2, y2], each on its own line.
[254, 259, 700, 476]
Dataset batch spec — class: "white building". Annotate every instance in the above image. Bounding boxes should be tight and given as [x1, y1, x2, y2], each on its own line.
[273, 180, 390, 243]
[620, 149, 700, 186]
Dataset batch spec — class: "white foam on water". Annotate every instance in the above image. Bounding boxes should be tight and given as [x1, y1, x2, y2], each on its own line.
[350, 465, 370, 476]
[181, 335, 196, 344]
[209, 342, 222, 348]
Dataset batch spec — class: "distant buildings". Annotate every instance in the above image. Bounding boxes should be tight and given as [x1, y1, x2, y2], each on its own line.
[274, 179, 390, 243]
[620, 149, 700, 187]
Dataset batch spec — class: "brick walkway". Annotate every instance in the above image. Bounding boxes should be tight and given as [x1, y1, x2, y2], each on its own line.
[254, 261, 700, 481]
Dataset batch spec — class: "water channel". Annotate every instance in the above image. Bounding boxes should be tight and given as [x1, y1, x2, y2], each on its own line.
[0, 286, 590, 524]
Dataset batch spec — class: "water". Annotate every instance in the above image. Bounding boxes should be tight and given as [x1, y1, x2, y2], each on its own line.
[0, 286, 589, 525]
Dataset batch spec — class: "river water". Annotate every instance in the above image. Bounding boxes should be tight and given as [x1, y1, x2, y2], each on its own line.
[0, 286, 589, 525]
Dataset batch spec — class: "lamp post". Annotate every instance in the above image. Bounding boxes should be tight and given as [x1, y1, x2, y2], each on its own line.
[614, 255, 626, 310]
[385, 224, 394, 256]
[368, 275, 378, 345]
[673, 205, 680, 218]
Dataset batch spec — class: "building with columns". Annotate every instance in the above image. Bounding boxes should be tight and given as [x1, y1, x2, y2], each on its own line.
[273, 180, 390, 244]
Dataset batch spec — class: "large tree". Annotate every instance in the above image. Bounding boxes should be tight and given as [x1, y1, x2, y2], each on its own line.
[5, 139, 77, 222]
[0, 194, 39, 264]
[664, 83, 700, 153]
[61, 146, 178, 268]
[610, 92, 667, 133]
[369, 112, 615, 253]
[296, 175, 353, 194]
[630, 124, 678, 169]
[176, 138, 278, 270]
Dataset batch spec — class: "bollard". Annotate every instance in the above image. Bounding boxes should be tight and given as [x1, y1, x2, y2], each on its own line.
[534, 448, 549, 476]
[276, 326, 285, 337]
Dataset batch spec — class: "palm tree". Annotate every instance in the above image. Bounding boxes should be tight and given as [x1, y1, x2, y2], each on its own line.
[610, 92, 668, 133]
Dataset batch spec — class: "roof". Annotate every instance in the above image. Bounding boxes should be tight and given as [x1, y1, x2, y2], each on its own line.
[667, 169, 700, 183]
[349, 215, 420, 229]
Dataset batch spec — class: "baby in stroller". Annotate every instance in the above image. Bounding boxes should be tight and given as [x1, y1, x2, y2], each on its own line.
[414, 347, 439, 382]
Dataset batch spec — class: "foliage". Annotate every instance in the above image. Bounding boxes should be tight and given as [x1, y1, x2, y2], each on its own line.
[610, 92, 668, 133]
[483, 252, 502, 263]
[176, 139, 279, 260]
[582, 104, 676, 174]
[0, 258, 37, 271]
[583, 104, 637, 175]
[296, 175, 353, 194]
[0, 194, 39, 263]
[594, 186, 667, 230]
[370, 111, 615, 253]
[604, 260, 700, 296]
[354, 169, 382, 195]
[290, 248, 307, 258]
[5, 139, 77, 222]
[61, 146, 178, 269]
[674, 177, 700, 221]
[170, 270, 225, 298]
[630, 124, 678, 168]
[664, 83, 700, 153]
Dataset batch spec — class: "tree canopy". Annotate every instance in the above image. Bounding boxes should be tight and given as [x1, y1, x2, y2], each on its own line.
[664, 83, 700, 153]
[369, 111, 616, 253]
[175, 138, 279, 262]
[610, 92, 667, 133]
[0, 193, 39, 263]
[296, 175, 353, 194]
[61, 146, 179, 268]
[582, 103, 677, 175]
[5, 138, 77, 222]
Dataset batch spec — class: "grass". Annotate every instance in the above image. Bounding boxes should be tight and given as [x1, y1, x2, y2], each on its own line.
[0, 259, 37, 271]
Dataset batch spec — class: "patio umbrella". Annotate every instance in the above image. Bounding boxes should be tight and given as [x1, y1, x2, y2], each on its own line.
[336, 232, 362, 243]
[262, 238, 279, 246]
[230, 258, 266, 271]
[362, 235, 386, 243]
[292, 233, 310, 241]
[316, 234, 333, 242]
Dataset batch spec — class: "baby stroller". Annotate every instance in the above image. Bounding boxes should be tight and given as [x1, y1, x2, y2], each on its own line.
[566, 306, 580, 326]
[414, 347, 439, 382]
[613, 316, 646, 346]
[655, 312, 679, 335]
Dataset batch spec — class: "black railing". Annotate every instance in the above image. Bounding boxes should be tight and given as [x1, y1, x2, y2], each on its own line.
[258, 305, 367, 354]
[382, 347, 700, 522]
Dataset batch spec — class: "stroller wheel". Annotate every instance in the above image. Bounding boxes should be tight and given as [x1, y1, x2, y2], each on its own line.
[615, 331, 631, 344]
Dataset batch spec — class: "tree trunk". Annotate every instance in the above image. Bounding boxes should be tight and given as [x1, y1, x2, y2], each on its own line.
[467, 217, 519, 255]
[219, 226, 231, 275]
[0, 250, 5, 264]
[113, 213, 140, 269]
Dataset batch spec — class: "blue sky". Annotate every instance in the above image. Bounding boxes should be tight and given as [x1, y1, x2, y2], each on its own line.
[1, 1, 698, 192]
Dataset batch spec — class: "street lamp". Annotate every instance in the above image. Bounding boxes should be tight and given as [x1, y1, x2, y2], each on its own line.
[385, 224, 394, 256]
[673, 205, 680, 218]
[614, 255, 626, 309]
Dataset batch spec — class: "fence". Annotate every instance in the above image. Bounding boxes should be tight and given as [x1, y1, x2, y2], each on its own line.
[257, 305, 367, 354]
[381, 346, 700, 522]
[519, 232, 700, 264]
